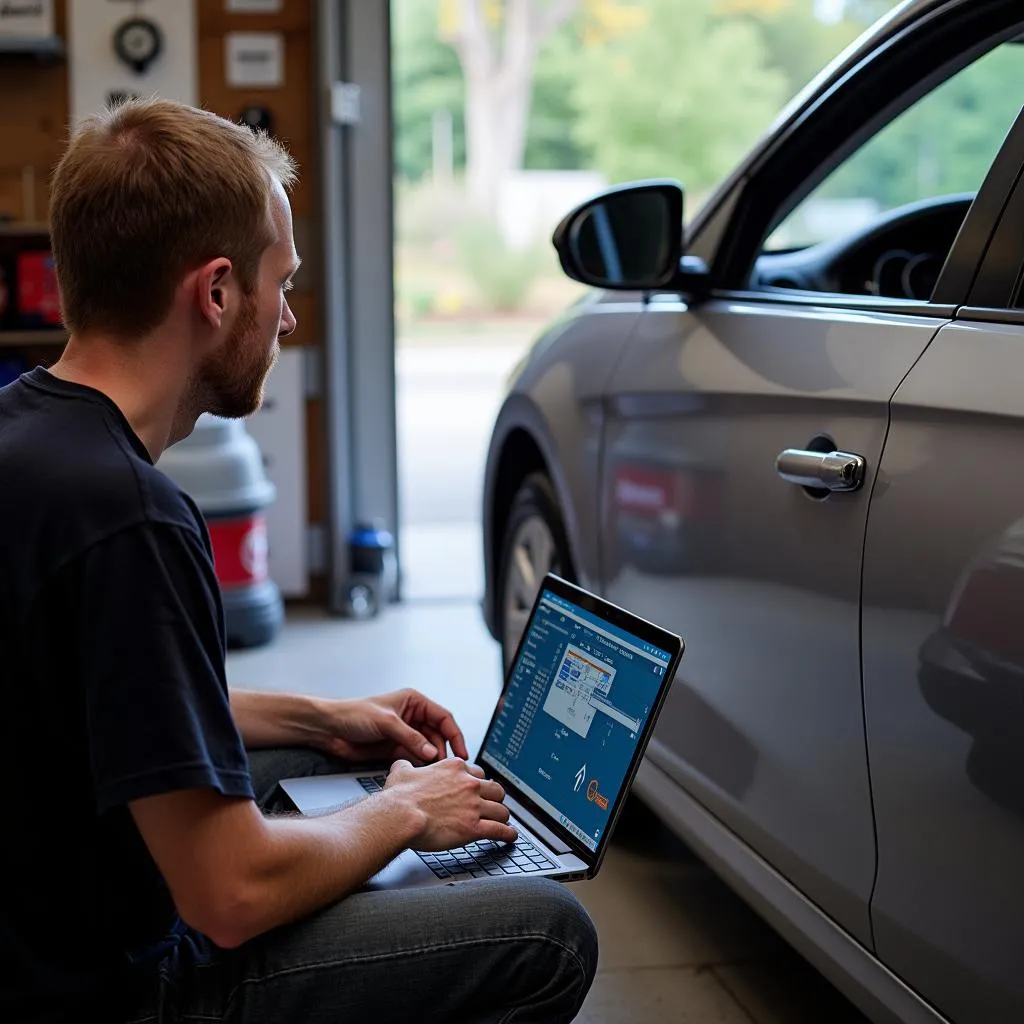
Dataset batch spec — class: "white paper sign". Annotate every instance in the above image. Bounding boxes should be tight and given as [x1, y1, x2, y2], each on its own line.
[0, 0, 54, 37]
[226, 0, 282, 11]
[68, 0, 197, 124]
[226, 32, 284, 88]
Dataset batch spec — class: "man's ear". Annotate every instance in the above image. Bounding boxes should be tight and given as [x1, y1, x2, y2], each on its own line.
[195, 257, 235, 330]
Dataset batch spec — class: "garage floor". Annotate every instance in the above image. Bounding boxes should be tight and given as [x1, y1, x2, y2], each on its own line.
[226, 601, 870, 1024]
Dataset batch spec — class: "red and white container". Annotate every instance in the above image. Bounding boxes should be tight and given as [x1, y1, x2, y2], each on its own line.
[157, 414, 283, 648]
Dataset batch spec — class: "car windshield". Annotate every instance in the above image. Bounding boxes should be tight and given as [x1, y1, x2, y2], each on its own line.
[764, 40, 1024, 252]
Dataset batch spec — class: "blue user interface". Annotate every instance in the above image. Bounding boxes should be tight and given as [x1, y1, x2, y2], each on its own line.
[482, 589, 672, 852]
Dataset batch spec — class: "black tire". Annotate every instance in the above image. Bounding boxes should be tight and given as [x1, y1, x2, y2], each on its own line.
[496, 473, 573, 671]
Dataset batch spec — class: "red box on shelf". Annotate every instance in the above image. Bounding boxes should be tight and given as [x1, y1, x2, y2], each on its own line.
[16, 251, 62, 328]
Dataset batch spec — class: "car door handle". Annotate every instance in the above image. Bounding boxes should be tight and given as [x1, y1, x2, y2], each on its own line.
[776, 449, 866, 492]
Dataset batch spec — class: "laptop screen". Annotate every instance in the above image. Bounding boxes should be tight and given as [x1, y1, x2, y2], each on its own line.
[481, 587, 673, 853]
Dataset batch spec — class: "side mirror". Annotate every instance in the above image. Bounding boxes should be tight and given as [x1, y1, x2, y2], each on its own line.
[551, 180, 684, 291]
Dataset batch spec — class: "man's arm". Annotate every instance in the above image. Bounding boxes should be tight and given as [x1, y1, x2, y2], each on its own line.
[131, 757, 516, 949]
[229, 687, 469, 764]
[228, 688, 329, 750]
[131, 786, 419, 949]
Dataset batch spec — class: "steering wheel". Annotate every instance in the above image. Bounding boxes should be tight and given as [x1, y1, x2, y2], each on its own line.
[752, 193, 975, 300]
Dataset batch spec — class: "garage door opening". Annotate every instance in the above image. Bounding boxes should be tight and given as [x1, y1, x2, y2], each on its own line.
[391, 0, 586, 600]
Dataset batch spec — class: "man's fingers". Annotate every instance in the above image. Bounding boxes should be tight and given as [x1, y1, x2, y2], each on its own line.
[479, 779, 505, 803]
[479, 799, 511, 824]
[476, 819, 518, 844]
[444, 719, 470, 760]
[424, 726, 448, 761]
[422, 700, 469, 760]
[465, 762, 485, 779]
[389, 716, 437, 762]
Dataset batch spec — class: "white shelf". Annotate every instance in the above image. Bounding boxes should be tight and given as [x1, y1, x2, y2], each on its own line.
[0, 36, 64, 59]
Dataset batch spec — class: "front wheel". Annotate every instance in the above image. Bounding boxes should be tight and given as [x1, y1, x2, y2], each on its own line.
[497, 473, 572, 671]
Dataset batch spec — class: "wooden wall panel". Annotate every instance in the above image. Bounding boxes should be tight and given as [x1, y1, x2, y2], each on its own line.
[0, 0, 327, 599]
[198, 1, 312, 35]
[282, 289, 318, 349]
[305, 395, 326, 525]
[0, 0, 67, 224]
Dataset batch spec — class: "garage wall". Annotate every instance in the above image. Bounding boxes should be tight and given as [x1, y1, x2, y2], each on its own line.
[0, 3, 67, 223]
[197, 0, 326, 600]
[0, 0, 330, 601]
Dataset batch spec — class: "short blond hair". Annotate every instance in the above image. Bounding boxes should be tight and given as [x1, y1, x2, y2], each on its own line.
[50, 97, 297, 339]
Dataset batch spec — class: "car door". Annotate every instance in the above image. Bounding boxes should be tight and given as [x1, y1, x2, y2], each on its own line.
[862, 117, 1024, 1023]
[601, 15, 1024, 949]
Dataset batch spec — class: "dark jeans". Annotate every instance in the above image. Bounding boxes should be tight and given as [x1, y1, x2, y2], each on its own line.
[124, 747, 599, 1023]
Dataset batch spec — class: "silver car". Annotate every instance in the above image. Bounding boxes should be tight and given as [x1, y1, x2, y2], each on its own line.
[481, 2, 1024, 1021]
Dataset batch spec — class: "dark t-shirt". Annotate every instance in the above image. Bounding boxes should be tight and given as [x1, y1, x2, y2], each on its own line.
[0, 368, 254, 1023]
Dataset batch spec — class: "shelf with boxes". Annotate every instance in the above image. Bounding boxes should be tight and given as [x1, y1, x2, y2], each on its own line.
[0, 221, 66, 384]
[0, 221, 65, 346]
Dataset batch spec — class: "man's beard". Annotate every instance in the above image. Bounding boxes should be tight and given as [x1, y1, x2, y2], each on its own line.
[194, 291, 278, 420]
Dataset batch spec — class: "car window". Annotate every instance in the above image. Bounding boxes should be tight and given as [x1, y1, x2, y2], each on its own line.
[764, 41, 1023, 257]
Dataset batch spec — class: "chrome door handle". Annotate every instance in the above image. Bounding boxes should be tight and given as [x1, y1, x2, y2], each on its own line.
[776, 449, 865, 492]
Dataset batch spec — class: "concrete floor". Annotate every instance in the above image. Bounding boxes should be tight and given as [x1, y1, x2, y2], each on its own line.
[226, 601, 870, 1024]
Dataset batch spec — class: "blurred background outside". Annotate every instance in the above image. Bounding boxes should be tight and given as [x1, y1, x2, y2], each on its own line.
[393, 0, 906, 600]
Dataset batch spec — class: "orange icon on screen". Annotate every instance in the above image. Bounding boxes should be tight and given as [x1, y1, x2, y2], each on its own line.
[587, 779, 598, 801]
[587, 778, 609, 810]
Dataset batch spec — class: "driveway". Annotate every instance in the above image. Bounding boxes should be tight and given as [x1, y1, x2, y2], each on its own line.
[397, 342, 525, 599]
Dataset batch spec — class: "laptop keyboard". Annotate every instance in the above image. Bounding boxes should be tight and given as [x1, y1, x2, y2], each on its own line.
[357, 774, 558, 879]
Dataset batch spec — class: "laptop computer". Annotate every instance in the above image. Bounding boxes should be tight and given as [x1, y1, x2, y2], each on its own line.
[279, 574, 684, 890]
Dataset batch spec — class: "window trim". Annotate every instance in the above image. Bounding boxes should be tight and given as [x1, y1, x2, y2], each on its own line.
[707, 289, 957, 320]
[957, 307, 1024, 326]
[964, 122, 1024, 309]
[709, 0, 1024, 311]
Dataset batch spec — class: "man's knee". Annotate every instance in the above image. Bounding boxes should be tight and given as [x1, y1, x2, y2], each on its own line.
[516, 879, 599, 1015]
[539, 880, 599, 971]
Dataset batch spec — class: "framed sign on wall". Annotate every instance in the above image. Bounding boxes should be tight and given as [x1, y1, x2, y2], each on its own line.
[68, 0, 197, 122]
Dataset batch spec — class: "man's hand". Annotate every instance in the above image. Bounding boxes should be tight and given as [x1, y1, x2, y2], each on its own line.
[312, 688, 470, 765]
[384, 758, 517, 851]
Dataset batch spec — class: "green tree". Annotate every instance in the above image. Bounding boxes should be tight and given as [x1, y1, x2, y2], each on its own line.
[441, 0, 583, 212]
[820, 41, 1023, 209]
[524, 12, 593, 169]
[572, 0, 787, 193]
[392, 0, 466, 183]
[746, 2, 863, 101]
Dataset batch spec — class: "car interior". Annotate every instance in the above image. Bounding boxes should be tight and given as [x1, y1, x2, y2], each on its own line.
[742, 31, 1024, 303]
[751, 193, 974, 301]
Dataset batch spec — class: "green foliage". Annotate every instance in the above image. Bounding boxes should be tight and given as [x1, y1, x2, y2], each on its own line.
[570, 0, 788, 192]
[391, 0, 885, 188]
[844, 0, 896, 25]
[396, 179, 475, 247]
[392, 0, 592, 180]
[818, 42, 1023, 210]
[456, 218, 543, 311]
[392, 0, 465, 183]
[523, 15, 594, 171]
[744, 2, 863, 100]
[391, 1, 919, 204]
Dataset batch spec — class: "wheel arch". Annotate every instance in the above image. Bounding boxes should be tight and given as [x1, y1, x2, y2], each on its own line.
[482, 404, 587, 641]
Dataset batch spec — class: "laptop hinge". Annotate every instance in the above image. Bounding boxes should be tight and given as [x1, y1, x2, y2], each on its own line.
[504, 793, 573, 856]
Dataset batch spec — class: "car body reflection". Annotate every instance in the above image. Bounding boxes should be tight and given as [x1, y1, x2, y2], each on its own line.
[919, 517, 1024, 818]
